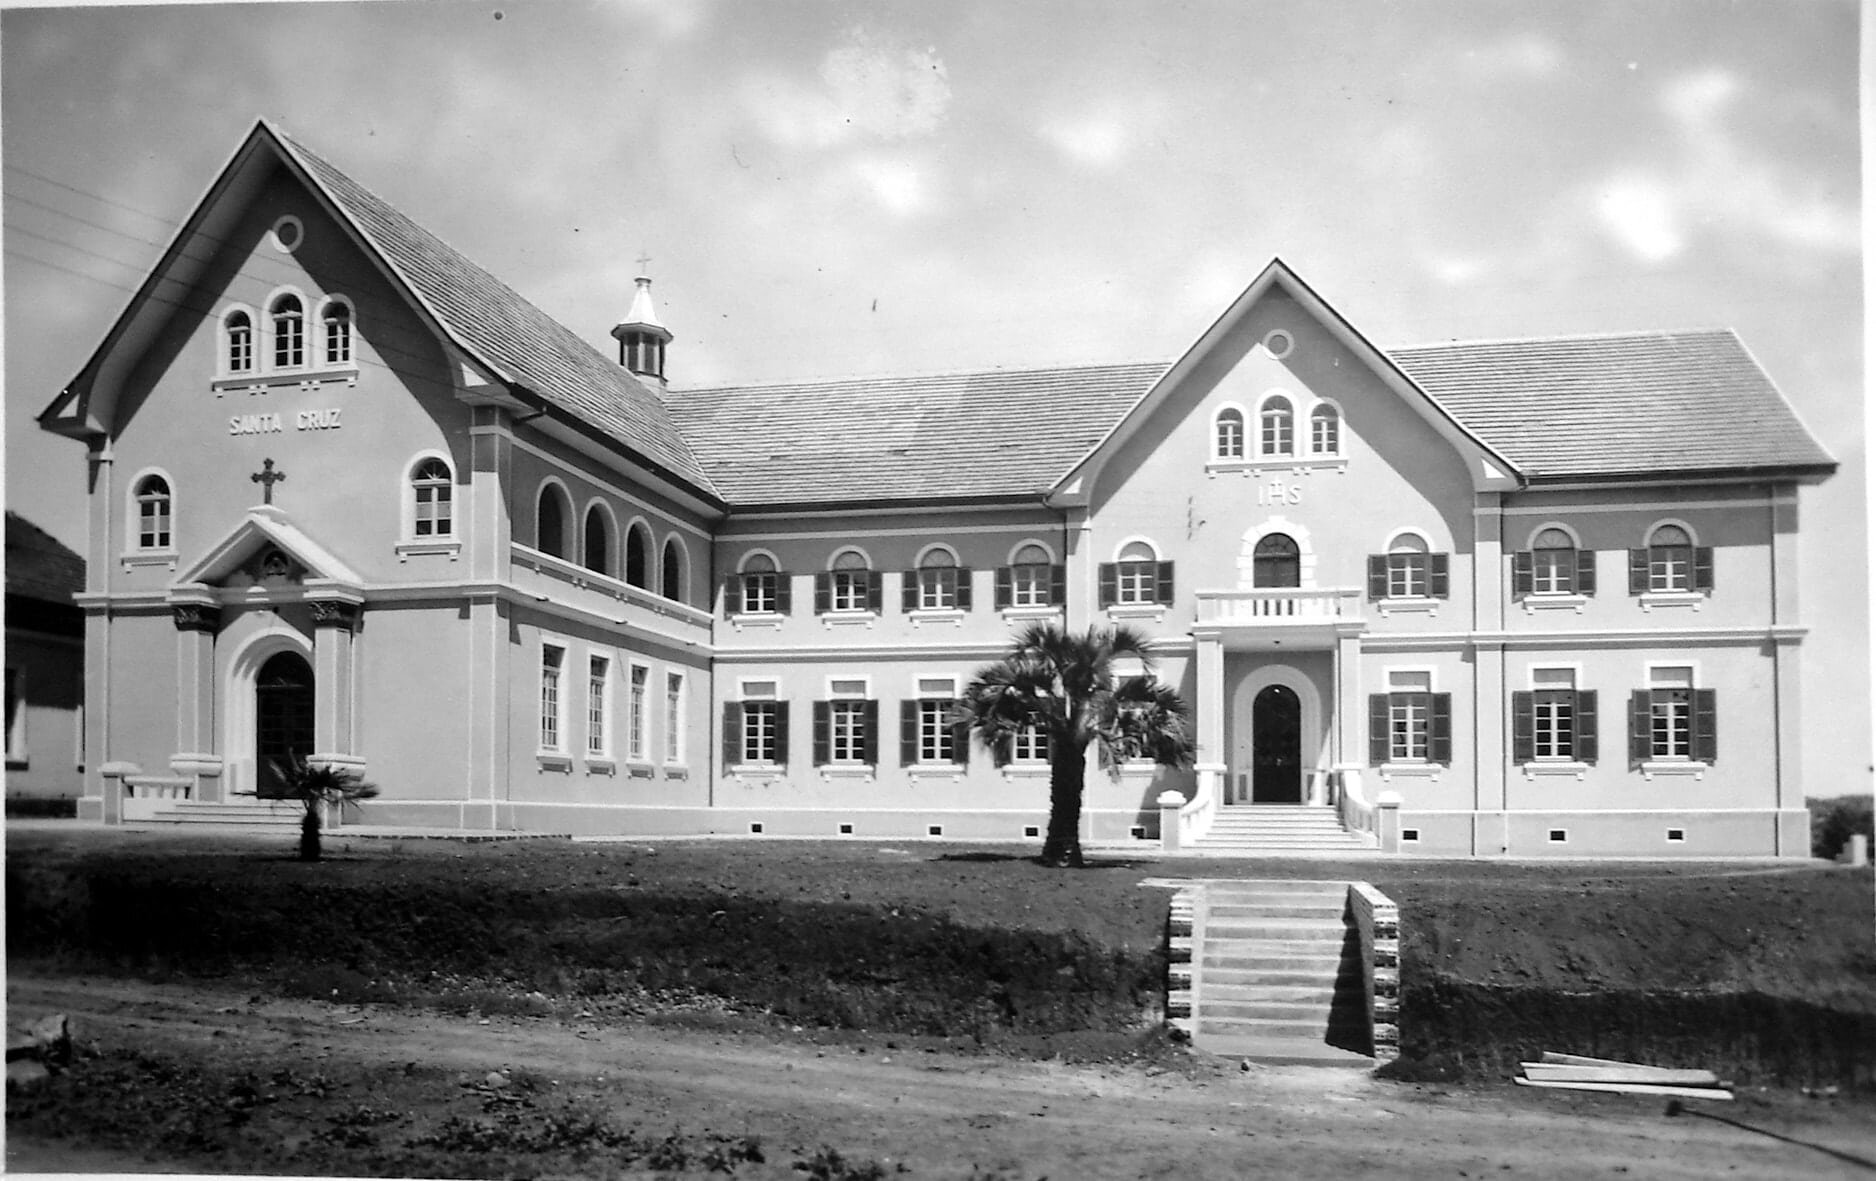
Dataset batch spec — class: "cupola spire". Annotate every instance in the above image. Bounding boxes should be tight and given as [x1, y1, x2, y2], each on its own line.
[610, 260, 673, 386]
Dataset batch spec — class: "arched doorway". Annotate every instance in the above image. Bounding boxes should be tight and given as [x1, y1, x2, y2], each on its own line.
[1252, 533, 1300, 588]
[254, 651, 315, 798]
[1251, 683, 1302, 803]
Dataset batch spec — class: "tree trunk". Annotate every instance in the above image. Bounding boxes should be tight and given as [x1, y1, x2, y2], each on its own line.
[1042, 744, 1087, 868]
[299, 806, 321, 862]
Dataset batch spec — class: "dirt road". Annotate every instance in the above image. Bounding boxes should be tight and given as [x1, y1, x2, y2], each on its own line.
[8, 973, 1873, 1179]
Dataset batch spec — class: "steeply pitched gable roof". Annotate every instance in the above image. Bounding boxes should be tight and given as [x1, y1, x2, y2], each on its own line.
[271, 128, 719, 498]
[5, 512, 85, 605]
[1390, 330, 1836, 481]
[670, 362, 1166, 507]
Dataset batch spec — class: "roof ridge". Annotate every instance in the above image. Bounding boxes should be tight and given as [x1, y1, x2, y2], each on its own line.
[674, 357, 1170, 395]
[1391, 326, 1738, 354]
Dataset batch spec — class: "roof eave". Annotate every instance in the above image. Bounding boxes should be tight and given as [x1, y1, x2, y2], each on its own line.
[1520, 463, 1838, 489]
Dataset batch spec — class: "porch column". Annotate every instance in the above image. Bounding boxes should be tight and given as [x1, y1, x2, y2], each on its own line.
[309, 600, 365, 775]
[169, 602, 224, 802]
[1193, 630, 1226, 807]
[1334, 627, 1364, 768]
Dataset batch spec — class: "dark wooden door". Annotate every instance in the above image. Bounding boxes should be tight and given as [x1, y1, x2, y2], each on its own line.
[1251, 684, 1302, 803]
[255, 652, 314, 798]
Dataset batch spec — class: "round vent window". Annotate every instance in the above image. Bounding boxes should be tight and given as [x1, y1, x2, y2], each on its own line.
[1263, 329, 1294, 359]
[271, 215, 304, 253]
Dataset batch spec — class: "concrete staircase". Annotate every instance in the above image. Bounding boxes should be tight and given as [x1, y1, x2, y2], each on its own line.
[1190, 804, 1375, 855]
[139, 798, 305, 832]
[1171, 879, 1373, 1066]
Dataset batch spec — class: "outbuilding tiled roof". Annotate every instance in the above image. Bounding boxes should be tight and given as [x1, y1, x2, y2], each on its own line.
[5, 512, 85, 605]
[274, 129, 719, 498]
[670, 363, 1167, 506]
[1390, 330, 1835, 481]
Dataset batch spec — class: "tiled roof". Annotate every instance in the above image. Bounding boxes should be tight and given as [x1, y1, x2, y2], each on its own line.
[1390, 330, 1835, 480]
[670, 363, 1167, 506]
[5, 512, 84, 605]
[273, 129, 719, 498]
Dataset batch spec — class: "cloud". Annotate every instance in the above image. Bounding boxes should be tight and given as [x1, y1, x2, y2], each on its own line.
[741, 27, 950, 151]
[1038, 115, 1131, 168]
[843, 154, 931, 218]
[1596, 175, 1684, 263]
[1457, 32, 1564, 79]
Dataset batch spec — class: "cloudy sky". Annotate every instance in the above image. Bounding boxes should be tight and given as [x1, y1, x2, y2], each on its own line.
[3, 0, 1867, 781]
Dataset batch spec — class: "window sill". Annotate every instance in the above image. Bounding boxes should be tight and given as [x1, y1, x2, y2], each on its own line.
[1379, 762, 1443, 779]
[536, 752, 573, 772]
[396, 539, 461, 561]
[1520, 761, 1591, 779]
[907, 764, 966, 780]
[1520, 594, 1588, 614]
[908, 609, 966, 627]
[212, 367, 359, 394]
[1376, 597, 1441, 617]
[819, 611, 879, 629]
[582, 757, 616, 776]
[818, 765, 875, 782]
[121, 550, 179, 571]
[625, 762, 656, 779]
[1640, 760, 1708, 780]
[1206, 456, 1346, 476]
[1117, 759, 1159, 776]
[1106, 604, 1166, 622]
[729, 612, 787, 630]
[1000, 763, 1051, 780]
[1000, 605, 1062, 620]
[664, 765, 689, 779]
[729, 763, 786, 779]
[1639, 591, 1706, 612]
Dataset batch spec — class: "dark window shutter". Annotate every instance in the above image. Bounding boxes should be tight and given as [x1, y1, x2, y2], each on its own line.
[814, 572, 831, 614]
[1368, 555, 1388, 599]
[1576, 691, 1598, 764]
[1429, 553, 1450, 598]
[866, 572, 884, 614]
[1512, 551, 1534, 596]
[1693, 689, 1717, 763]
[992, 733, 1012, 768]
[774, 703, 790, 767]
[812, 701, 831, 765]
[861, 700, 880, 764]
[1628, 549, 1649, 595]
[900, 700, 919, 765]
[722, 703, 743, 768]
[951, 711, 970, 766]
[775, 573, 793, 615]
[995, 566, 1013, 609]
[1576, 549, 1597, 596]
[1049, 564, 1067, 606]
[1430, 694, 1453, 763]
[1693, 547, 1715, 592]
[1368, 694, 1391, 765]
[1511, 691, 1535, 763]
[1098, 563, 1118, 608]
[1629, 690, 1651, 763]
[901, 570, 920, 613]
[1156, 561, 1176, 605]
[723, 575, 742, 616]
[955, 568, 973, 611]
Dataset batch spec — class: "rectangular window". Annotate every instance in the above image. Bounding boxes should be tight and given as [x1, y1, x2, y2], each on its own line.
[741, 570, 778, 614]
[831, 570, 869, 612]
[1650, 666, 1693, 759]
[1371, 672, 1452, 766]
[1010, 563, 1051, 607]
[325, 314, 351, 364]
[917, 700, 955, 762]
[1012, 724, 1049, 764]
[539, 645, 565, 751]
[1649, 546, 1692, 592]
[1386, 554, 1428, 599]
[1532, 668, 1575, 760]
[742, 702, 780, 765]
[830, 701, 869, 763]
[628, 665, 648, 761]
[664, 673, 684, 763]
[1115, 560, 1157, 605]
[414, 485, 451, 537]
[917, 567, 958, 611]
[139, 500, 170, 550]
[1532, 549, 1574, 595]
[587, 656, 609, 756]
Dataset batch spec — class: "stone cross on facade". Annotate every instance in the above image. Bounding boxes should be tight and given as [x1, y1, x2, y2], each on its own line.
[251, 457, 286, 505]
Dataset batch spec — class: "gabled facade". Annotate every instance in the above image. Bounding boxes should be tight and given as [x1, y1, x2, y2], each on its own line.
[41, 122, 1836, 855]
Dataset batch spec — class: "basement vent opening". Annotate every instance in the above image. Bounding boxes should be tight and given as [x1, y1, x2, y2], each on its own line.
[1548, 828, 1568, 843]
[1400, 828, 1420, 843]
[838, 823, 854, 835]
[1667, 828, 1686, 842]
[927, 825, 944, 837]
[1129, 825, 1147, 840]
[1022, 825, 1040, 839]
[749, 822, 765, 835]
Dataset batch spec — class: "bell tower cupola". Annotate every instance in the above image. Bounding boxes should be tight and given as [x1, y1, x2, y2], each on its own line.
[610, 265, 673, 387]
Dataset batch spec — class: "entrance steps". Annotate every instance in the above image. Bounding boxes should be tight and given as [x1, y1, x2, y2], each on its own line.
[140, 798, 304, 831]
[1190, 804, 1375, 855]
[1170, 880, 1374, 1066]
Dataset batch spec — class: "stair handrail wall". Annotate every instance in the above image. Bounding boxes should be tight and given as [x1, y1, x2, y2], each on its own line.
[1334, 764, 1378, 841]
[1346, 880, 1401, 1064]
[1176, 782, 1217, 848]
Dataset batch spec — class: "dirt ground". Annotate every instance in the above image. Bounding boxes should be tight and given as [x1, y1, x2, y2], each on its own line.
[9, 972, 1875, 1180]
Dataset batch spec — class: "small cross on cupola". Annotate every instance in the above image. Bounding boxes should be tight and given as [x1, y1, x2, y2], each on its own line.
[610, 257, 673, 387]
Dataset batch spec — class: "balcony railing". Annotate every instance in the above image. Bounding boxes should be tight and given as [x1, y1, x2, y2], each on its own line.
[1194, 587, 1363, 625]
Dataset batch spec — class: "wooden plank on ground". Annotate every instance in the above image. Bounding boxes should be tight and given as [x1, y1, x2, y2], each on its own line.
[1514, 1077, 1734, 1101]
[1521, 1062, 1721, 1086]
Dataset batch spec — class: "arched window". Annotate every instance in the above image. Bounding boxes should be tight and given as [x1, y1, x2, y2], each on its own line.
[134, 475, 172, 550]
[583, 505, 613, 575]
[1258, 395, 1293, 456]
[1114, 540, 1159, 605]
[270, 294, 304, 368]
[829, 548, 872, 612]
[536, 484, 569, 559]
[1007, 542, 1055, 609]
[411, 458, 452, 538]
[1215, 408, 1245, 460]
[625, 524, 651, 589]
[1386, 532, 1430, 598]
[661, 538, 685, 602]
[1310, 405, 1340, 455]
[1252, 533, 1300, 588]
[1646, 523, 1694, 591]
[737, 552, 781, 614]
[321, 301, 352, 366]
[913, 547, 962, 611]
[1531, 527, 1575, 594]
[224, 310, 253, 374]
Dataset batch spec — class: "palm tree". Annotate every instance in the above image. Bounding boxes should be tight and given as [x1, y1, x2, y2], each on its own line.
[267, 755, 379, 861]
[959, 623, 1194, 867]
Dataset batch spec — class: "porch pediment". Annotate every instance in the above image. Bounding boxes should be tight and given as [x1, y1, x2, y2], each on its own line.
[170, 505, 363, 596]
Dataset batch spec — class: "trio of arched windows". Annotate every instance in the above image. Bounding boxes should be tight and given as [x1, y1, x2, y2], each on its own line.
[533, 482, 690, 603]
[1214, 398, 1340, 461]
[222, 294, 352, 376]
